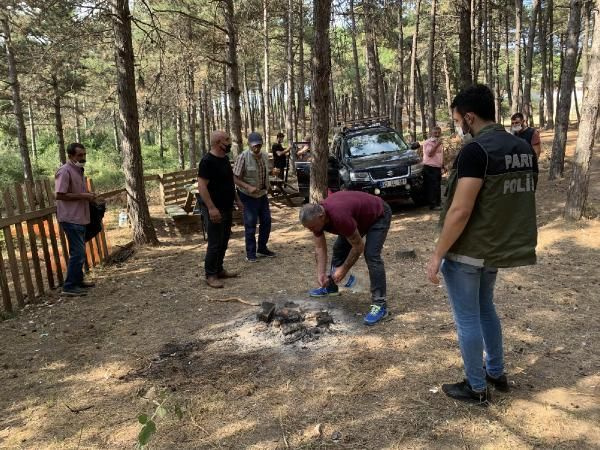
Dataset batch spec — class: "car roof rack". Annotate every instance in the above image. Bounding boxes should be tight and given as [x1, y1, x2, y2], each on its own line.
[334, 116, 392, 134]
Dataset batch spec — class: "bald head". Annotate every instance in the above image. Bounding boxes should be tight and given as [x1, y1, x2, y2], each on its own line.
[210, 130, 230, 149]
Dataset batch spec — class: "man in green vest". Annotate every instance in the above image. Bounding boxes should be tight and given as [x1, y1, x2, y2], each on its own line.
[426, 84, 538, 405]
[233, 132, 275, 262]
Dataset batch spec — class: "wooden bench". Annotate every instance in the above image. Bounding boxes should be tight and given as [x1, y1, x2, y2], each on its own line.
[159, 169, 204, 236]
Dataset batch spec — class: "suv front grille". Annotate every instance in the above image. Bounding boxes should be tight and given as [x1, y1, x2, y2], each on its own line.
[369, 166, 408, 180]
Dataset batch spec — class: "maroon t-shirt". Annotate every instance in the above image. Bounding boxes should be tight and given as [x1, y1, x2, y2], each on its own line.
[317, 191, 384, 237]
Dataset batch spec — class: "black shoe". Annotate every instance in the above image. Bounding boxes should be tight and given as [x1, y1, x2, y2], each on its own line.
[257, 248, 276, 258]
[485, 370, 509, 392]
[441, 379, 490, 406]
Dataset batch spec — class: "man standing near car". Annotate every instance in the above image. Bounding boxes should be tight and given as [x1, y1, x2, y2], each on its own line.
[233, 132, 276, 262]
[272, 132, 289, 180]
[422, 125, 444, 211]
[426, 84, 538, 405]
[198, 130, 243, 288]
[300, 191, 392, 326]
[55, 143, 96, 296]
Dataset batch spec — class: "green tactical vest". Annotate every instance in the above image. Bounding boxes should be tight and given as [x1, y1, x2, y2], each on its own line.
[237, 149, 270, 198]
[440, 123, 538, 268]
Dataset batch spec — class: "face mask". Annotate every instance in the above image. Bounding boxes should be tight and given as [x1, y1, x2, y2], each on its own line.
[511, 125, 522, 133]
[222, 143, 232, 153]
[74, 160, 86, 168]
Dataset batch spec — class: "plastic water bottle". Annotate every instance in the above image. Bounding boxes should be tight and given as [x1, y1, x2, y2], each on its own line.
[118, 210, 128, 227]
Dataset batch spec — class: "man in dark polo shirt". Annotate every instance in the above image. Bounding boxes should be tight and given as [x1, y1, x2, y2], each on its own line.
[198, 130, 243, 288]
[299, 191, 392, 325]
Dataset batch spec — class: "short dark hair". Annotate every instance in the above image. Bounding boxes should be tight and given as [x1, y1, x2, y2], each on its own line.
[67, 142, 85, 156]
[450, 84, 495, 121]
[276, 132, 285, 139]
[511, 112, 524, 121]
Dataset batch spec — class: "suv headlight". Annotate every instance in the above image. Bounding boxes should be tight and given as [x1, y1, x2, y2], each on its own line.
[349, 171, 371, 182]
[410, 163, 423, 174]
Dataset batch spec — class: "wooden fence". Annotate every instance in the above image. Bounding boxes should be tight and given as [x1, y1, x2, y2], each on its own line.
[0, 168, 225, 315]
[0, 178, 109, 314]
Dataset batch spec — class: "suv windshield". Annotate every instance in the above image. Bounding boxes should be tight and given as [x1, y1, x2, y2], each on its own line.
[346, 131, 409, 158]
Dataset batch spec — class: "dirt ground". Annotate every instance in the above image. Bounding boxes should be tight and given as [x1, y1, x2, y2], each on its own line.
[0, 131, 598, 449]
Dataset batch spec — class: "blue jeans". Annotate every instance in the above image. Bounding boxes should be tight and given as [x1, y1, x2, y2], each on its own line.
[441, 259, 503, 391]
[61, 222, 86, 291]
[238, 191, 271, 258]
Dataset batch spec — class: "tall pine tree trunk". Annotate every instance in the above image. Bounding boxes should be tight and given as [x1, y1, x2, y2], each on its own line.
[158, 109, 164, 159]
[198, 88, 206, 155]
[2, 15, 33, 180]
[416, 61, 427, 139]
[186, 65, 197, 168]
[242, 62, 254, 132]
[523, 0, 541, 123]
[263, 0, 271, 143]
[223, 0, 243, 153]
[545, 0, 555, 128]
[505, 7, 512, 109]
[443, 46, 456, 133]
[111, 0, 158, 245]
[176, 111, 184, 168]
[539, 1, 547, 128]
[409, 0, 421, 141]
[52, 76, 66, 164]
[364, 0, 380, 116]
[286, 0, 295, 144]
[297, 0, 306, 136]
[427, 0, 437, 132]
[549, 0, 582, 180]
[458, 0, 472, 89]
[511, 0, 523, 115]
[310, 0, 332, 202]
[396, 0, 405, 132]
[565, 5, 599, 219]
[112, 109, 121, 154]
[28, 100, 38, 160]
[74, 97, 82, 142]
[223, 66, 230, 134]
[350, 0, 365, 118]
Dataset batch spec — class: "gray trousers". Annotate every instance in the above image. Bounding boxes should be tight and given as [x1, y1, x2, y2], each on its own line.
[331, 202, 392, 305]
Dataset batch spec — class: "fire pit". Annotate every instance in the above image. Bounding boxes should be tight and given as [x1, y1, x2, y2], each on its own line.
[256, 301, 336, 345]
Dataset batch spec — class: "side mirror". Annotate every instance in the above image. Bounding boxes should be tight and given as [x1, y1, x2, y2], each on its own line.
[410, 142, 421, 150]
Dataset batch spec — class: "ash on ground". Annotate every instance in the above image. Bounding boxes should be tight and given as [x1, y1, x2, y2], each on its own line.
[213, 298, 358, 352]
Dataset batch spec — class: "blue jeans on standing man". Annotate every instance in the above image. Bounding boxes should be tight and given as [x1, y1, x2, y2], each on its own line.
[441, 259, 504, 391]
[61, 222, 86, 291]
[238, 191, 271, 259]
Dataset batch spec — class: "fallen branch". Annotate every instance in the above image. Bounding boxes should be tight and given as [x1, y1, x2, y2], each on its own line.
[202, 295, 259, 307]
[65, 404, 94, 414]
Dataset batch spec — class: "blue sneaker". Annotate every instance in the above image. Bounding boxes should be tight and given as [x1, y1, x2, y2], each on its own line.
[363, 304, 388, 326]
[309, 284, 339, 297]
[343, 274, 357, 288]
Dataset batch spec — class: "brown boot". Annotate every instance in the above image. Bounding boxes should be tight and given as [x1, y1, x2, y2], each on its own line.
[206, 276, 224, 288]
[217, 270, 239, 279]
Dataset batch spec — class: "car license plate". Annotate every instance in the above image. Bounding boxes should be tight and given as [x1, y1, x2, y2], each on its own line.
[381, 178, 407, 188]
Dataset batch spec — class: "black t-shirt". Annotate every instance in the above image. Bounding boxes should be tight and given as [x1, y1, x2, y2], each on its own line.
[272, 143, 287, 168]
[453, 141, 539, 179]
[197, 153, 235, 211]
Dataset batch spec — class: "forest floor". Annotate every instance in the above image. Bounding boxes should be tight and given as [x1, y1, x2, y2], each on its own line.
[0, 131, 599, 449]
